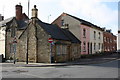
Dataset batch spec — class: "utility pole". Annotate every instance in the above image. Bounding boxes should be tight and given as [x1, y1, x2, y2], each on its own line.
[48, 14, 51, 23]
[28, 0, 30, 18]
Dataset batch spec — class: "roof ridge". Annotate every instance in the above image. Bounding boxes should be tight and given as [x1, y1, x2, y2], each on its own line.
[64, 13, 103, 31]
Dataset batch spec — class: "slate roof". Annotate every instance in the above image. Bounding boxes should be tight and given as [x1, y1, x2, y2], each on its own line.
[0, 17, 14, 26]
[16, 19, 28, 30]
[37, 19, 70, 41]
[61, 29, 81, 43]
[0, 13, 29, 30]
[65, 13, 103, 31]
[37, 19, 81, 43]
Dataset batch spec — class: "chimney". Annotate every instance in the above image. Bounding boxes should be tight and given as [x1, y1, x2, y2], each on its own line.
[32, 5, 38, 18]
[106, 29, 111, 33]
[15, 3, 23, 20]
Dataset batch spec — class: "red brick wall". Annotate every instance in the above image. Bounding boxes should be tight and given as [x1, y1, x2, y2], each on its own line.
[103, 32, 117, 52]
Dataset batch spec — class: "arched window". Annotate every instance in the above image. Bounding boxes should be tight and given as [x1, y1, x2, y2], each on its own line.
[83, 28, 86, 38]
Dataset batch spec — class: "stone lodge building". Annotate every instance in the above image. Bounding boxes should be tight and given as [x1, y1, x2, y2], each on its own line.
[5, 4, 29, 60]
[17, 5, 81, 63]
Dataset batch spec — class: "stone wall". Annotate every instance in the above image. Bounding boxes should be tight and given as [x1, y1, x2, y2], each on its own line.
[36, 23, 50, 63]
[71, 44, 81, 60]
[5, 27, 24, 60]
[17, 30, 27, 62]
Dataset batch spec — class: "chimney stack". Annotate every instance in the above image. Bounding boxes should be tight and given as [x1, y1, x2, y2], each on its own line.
[32, 5, 38, 18]
[15, 3, 23, 20]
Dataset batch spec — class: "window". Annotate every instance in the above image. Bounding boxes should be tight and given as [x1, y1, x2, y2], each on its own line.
[98, 43, 100, 50]
[110, 39, 112, 43]
[13, 44, 17, 53]
[56, 45, 61, 55]
[62, 45, 67, 54]
[11, 28, 16, 37]
[73, 46, 78, 54]
[10, 44, 13, 53]
[61, 20, 64, 26]
[94, 31, 96, 39]
[56, 45, 67, 55]
[98, 32, 101, 39]
[104, 37, 106, 42]
[83, 28, 86, 38]
[107, 38, 109, 43]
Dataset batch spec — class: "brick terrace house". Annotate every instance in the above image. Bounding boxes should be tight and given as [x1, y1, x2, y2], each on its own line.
[103, 29, 117, 52]
[52, 13, 103, 54]
[17, 5, 81, 63]
[4, 4, 29, 60]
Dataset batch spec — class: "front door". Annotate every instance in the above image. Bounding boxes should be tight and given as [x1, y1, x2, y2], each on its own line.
[88, 42, 89, 54]
[90, 43, 92, 54]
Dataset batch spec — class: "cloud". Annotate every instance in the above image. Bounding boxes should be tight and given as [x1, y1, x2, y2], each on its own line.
[60, 0, 118, 34]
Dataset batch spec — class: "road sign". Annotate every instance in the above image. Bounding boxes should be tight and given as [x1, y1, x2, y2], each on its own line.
[48, 38, 53, 43]
[13, 37, 17, 43]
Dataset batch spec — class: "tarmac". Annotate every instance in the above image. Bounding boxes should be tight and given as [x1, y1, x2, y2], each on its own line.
[1, 53, 119, 67]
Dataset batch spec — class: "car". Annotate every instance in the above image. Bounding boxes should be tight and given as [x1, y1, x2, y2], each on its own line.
[116, 49, 120, 54]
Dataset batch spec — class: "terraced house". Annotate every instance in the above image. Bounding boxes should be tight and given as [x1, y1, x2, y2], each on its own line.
[52, 13, 104, 54]
[18, 5, 81, 63]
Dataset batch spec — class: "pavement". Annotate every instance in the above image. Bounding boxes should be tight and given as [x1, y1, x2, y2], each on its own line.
[2, 53, 119, 67]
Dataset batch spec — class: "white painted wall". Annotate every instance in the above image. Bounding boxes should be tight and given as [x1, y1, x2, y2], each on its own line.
[90, 28, 103, 54]
[0, 27, 6, 57]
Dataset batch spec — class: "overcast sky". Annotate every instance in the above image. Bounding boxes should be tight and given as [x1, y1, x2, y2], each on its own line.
[0, 0, 119, 35]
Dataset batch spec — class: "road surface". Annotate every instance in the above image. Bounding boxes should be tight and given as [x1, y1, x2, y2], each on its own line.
[1, 59, 119, 78]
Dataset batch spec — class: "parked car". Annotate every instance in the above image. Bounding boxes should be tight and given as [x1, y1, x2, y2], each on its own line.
[116, 49, 120, 54]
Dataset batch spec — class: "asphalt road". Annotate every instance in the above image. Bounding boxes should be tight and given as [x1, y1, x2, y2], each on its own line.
[1, 59, 119, 78]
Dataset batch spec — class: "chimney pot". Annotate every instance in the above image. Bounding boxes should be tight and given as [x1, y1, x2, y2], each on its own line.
[32, 5, 38, 18]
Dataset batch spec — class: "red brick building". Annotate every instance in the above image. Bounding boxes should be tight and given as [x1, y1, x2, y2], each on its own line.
[103, 30, 117, 52]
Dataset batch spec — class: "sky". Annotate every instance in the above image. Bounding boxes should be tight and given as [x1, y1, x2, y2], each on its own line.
[0, 0, 119, 35]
